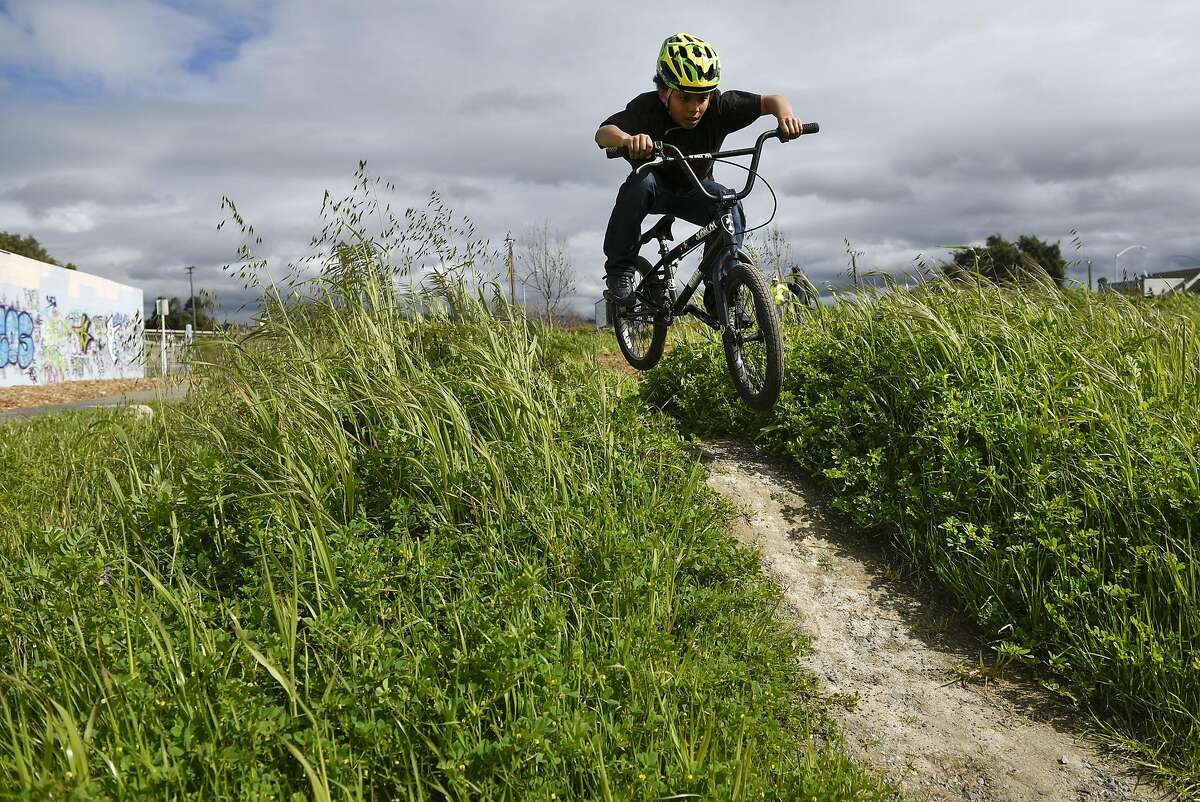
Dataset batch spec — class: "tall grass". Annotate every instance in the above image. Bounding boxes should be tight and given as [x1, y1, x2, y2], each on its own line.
[644, 280, 1200, 791]
[0, 183, 892, 799]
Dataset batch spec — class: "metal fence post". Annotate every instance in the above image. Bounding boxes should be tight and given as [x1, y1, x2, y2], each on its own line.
[156, 297, 168, 377]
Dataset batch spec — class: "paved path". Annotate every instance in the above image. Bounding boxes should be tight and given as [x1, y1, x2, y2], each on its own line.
[0, 386, 189, 422]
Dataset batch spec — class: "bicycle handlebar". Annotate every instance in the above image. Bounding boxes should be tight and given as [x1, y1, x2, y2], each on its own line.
[603, 122, 819, 201]
[604, 123, 818, 159]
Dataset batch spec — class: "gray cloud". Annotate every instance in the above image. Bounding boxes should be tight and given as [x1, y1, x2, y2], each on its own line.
[4, 174, 165, 218]
[459, 88, 565, 115]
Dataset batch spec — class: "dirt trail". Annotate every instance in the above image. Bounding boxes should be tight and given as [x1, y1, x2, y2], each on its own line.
[701, 439, 1170, 802]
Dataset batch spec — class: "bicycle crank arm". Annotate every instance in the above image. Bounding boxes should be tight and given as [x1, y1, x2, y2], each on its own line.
[683, 304, 722, 330]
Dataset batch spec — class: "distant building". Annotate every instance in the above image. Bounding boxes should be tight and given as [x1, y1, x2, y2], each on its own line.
[594, 298, 614, 328]
[1098, 267, 1200, 297]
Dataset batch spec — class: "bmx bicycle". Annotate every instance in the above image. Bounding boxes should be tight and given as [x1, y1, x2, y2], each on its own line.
[603, 122, 819, 410]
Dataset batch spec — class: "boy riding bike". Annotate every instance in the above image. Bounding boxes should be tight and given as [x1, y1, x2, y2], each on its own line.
[595, 32, 806, 309]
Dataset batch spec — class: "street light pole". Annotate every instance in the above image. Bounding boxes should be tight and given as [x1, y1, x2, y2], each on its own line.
[1113, 245, 1146, 286]
[185, 265, 197, 330]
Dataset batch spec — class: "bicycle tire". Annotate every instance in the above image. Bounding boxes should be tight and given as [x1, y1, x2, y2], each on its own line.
[613, 257, 668, 371]
[720, 258, 784, 410]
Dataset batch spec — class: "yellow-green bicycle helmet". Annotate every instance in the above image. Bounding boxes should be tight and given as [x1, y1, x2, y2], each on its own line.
[656, 32, 721, 94]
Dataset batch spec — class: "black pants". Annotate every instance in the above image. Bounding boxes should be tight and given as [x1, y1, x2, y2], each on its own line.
[602, 168, 746, 279]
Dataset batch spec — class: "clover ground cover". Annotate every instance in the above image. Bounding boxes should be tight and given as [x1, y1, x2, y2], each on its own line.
[644, 283, 1200, 792]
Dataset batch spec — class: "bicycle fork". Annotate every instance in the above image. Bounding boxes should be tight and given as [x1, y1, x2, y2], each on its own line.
[691, 209, 741, 333]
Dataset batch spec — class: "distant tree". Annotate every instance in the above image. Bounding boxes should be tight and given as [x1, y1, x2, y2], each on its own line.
[946, 233, 1066, 287]
[147, 291, 220, 330]
[187, 291, 221, 329]
[0, 230, 77, 269]
[751, 224, 817, 306]
[1014, 235, 1067, 285]
[519, 222, 576, 325]
[757, 224, 789, 281]
[552, 309, 593, 329]
[147, 297, 186, 330]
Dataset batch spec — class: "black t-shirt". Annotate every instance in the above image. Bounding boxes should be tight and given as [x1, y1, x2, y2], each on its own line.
[601, 89, 762, 191]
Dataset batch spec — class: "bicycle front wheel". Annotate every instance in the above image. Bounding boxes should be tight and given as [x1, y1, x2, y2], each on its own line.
[721, 259, 784, 410]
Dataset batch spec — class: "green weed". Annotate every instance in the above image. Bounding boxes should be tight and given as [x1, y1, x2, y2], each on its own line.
[0, 181, 892, 800]
[644, 279, 1200, 792]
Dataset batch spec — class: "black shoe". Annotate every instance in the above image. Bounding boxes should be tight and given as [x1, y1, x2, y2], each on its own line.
[604, 271, 637, 308]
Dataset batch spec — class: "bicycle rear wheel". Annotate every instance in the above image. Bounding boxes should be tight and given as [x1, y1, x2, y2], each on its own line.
[613, 257, 668, 371]
[721, 259, 784, 410]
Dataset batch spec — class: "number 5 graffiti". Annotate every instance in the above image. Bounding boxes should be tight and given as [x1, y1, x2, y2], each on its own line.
[1, 306, 36, 369]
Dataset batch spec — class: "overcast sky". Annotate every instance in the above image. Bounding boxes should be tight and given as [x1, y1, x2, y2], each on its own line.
[2, 0, 1199, 319]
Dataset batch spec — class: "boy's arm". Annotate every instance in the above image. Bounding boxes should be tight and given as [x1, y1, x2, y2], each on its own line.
[760, 95, 804, 141]
[595, 124, 654, 160]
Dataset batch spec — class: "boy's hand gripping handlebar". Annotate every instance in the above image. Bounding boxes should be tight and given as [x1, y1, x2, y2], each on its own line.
[605, 122, 818, 159]
[603, 123, 820, 201]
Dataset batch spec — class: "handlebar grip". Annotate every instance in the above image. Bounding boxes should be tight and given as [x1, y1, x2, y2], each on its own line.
[605, 146, 628, 159]
[801, 122, 820, 135]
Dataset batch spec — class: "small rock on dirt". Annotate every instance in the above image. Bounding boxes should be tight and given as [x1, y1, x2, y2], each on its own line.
[125, 404, 155, 421]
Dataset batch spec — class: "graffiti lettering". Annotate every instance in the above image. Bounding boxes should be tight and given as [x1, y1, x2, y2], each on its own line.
[0, 305, 36, 369]
[74, 314, 95, 353]
[1, 304, 145, 384]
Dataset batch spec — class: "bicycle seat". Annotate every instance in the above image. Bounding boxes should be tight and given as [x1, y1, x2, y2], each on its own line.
[638, 215, 676, 246]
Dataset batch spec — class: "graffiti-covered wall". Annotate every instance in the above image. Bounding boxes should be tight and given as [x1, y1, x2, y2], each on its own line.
[0, 250, 144, 386]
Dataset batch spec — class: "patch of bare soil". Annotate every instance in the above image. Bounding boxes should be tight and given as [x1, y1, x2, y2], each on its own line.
[593, 338, 676, 378]
[701, 439, 1171, 802]
[0, 378, 166, 411]
[595, 350, 638, 377]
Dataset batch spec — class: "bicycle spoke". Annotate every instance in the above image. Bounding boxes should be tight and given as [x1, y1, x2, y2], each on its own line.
[620, 310, 654, 359]
[727, 282, 766, 393]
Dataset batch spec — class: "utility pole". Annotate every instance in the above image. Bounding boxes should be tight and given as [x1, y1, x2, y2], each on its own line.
[504, 233, 516, 308]
[185, 265, 197, 330]
[844, 238, 865, 289]
[1087, 259, 1092, 292]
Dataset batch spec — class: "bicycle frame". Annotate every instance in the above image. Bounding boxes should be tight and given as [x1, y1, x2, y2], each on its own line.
[634, 208, 741, 331]
[612, 125, 818, 331]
